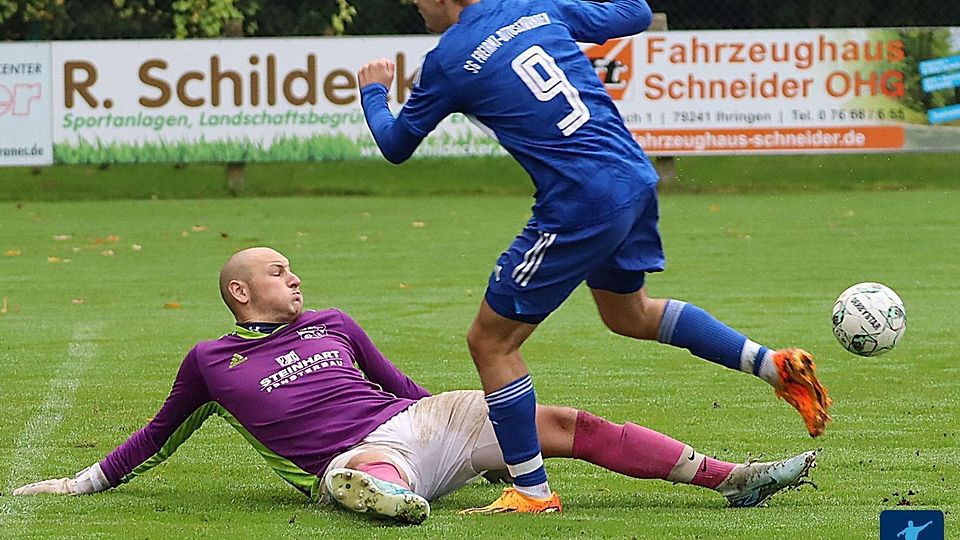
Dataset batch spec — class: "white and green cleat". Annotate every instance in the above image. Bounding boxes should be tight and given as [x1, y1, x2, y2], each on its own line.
[325, 468, 430, 524]
[717, 450, 817, 508]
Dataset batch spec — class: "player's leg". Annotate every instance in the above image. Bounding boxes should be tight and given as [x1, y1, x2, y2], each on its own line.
[343, 451, 411, 488]
[467, 300, 539, 393]
[322, 391, 503, 524]
[537, 406, 734, 489]
[324, 468, 429, 524]
[535, 405, 817, 507]
[467, 216, 635, 511]
[592, 285, 783, 385]
[466, 300, 554, 504]
[591, 286, 831, 437]
[328, 390, 559, 518]
[586, 191, 831, 437]
[466, 221, 560, 507]
[324, 448, 429, 525]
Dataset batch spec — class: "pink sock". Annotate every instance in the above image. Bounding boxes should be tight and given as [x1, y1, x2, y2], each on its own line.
[690, 456, 736, 489]
[356, 461, 410, 490]
[571, 411, 735, 489]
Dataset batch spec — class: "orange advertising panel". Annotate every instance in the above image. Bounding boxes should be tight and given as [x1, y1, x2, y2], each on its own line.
[631, 126, 906, 154]
[582, 38, 633, 101]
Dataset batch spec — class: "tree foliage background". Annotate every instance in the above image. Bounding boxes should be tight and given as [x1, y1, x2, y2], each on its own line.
[0, 0, 958, 40]
[0, 0, 368, 40]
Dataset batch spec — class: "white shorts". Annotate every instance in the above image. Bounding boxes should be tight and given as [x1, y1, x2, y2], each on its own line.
[322, 390, 506, 501]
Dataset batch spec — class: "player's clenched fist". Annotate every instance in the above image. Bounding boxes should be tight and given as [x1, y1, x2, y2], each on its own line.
[358, 59, 395, 89]
[13, 478, 74, 496]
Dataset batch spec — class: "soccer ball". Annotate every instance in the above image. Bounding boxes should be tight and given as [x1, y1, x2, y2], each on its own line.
[831, 282, 906, 356]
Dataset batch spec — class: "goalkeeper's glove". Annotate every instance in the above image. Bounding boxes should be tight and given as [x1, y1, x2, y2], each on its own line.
[12, 463, 108, 496]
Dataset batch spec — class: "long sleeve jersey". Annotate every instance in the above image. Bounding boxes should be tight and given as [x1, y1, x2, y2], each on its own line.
[98, 309, 431, 498]
[361, 0, 659, 232]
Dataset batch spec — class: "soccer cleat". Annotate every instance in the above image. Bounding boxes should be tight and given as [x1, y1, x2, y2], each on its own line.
[718, 450, 818, 508]
[458, 487, 562, 515]
[324, 468, 430, 525]
[772, 348, 832, 437]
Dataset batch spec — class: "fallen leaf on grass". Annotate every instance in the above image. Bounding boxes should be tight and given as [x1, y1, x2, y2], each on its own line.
[71, 298, 84, 305]
[132, 244, 143, 252]
[101, 249, 115, 256]
[358, 235, 368, 242]
[1, 297, 7, 314]
[52, 234, 72, 241]
[164, 302, 182, 309]
[191, 225, 208, 232]
[4, 250, 21, 257]
[399, 283, 410, 289]
[412, 221, 426, 228]
[47, 257, 62, 263]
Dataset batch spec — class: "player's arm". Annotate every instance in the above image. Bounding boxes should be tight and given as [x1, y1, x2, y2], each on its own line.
[553, 0, 653, 44]
[13, 349, 214, 496]
[336, 310, 432, 400]
[358, 53, 458, 164]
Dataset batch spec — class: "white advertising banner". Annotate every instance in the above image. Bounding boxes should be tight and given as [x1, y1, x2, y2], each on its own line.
[0, 43, 53, 166]
[51, 36, 491, 163]
[3, 27, 958, 164]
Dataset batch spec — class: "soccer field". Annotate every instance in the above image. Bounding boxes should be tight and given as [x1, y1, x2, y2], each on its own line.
[1, 187, 958, 538]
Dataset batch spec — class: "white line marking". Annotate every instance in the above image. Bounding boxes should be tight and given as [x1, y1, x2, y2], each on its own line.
[2, 325, 98, 517]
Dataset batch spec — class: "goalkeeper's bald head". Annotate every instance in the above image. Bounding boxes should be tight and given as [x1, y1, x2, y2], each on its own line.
[219, 247, 304, 323]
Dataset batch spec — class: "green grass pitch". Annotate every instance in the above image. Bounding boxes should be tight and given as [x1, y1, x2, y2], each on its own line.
[0, 159, 957, 538]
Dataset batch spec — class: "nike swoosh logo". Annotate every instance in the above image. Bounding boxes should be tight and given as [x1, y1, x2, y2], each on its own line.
[687, 450, 696, 461]
[758, 478, 778, 491]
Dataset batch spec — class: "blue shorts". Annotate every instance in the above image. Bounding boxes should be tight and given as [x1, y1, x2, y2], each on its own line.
[485, 186, 665, 324]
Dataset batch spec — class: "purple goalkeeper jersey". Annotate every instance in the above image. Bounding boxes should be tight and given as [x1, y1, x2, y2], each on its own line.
[98, 309, 430, 490]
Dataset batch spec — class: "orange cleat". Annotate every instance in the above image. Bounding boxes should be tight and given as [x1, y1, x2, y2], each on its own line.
[459, 487, 562, 515]
[772, 349, 832, 437]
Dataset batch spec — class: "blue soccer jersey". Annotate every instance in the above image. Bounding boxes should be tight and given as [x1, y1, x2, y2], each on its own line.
[362, 0, 659, 232]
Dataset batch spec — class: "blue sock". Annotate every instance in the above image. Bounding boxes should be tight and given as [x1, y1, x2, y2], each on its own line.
[658, 300, 777, 384]
[485, 375, 548, 489]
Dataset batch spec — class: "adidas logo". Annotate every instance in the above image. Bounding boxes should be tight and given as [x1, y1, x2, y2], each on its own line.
[228, 353, 248, 369]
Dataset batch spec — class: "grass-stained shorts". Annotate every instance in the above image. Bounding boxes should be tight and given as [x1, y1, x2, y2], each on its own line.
[323, 390, 506, 501]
